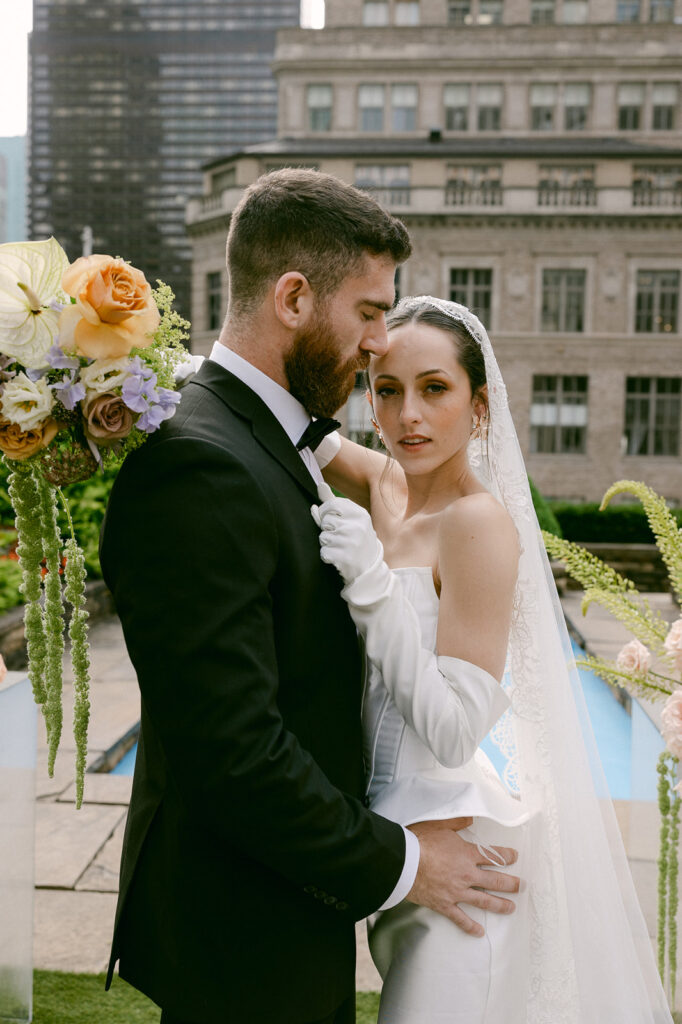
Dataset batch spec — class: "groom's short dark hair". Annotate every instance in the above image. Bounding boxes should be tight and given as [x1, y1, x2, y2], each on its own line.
[226, 168, 412, 318]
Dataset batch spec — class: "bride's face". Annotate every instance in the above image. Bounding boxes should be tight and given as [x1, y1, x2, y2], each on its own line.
[369, 322, 484, 474]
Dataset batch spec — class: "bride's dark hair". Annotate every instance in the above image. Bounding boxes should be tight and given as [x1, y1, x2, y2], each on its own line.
[384, 298, 488, 411]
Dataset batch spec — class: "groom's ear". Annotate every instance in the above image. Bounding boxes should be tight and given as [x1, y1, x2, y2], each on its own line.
[273, 272, 314, 329]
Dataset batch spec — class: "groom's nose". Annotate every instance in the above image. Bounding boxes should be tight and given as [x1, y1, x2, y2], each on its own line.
[361, 315, 389, 357]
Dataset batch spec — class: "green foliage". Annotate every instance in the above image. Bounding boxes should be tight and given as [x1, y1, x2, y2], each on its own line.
[658, 752, 681, 1003]
[59, 464, 120, 577]
[528, 477, 562, 537]
[0, 558, 23, 612]
[549, 499, 682, 544]
[602, 480, 682, 603]
[30, 972, 381, 1024]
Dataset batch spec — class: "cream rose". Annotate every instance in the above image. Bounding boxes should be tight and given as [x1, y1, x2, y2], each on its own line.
[83, 391, 135, 446]
[59, 255, 160, 360]
[79, 357, 131, 395]
[662, 690, 682, 759]
[664, 618, 682, 676]
[0, 373, 55, 431]
[0, 417, 59, 461]
[615, 638, 651, 675]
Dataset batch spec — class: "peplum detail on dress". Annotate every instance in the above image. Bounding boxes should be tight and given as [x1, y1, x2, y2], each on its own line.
[363, 567, 530, 829]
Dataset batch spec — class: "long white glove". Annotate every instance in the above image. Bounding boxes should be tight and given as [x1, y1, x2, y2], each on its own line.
[311, 485, 509, 768]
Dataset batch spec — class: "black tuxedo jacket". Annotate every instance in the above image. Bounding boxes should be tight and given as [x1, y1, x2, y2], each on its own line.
[100, 359, 406, 1023]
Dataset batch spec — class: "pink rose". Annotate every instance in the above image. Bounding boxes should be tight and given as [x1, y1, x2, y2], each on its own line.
[616, 638, 651, 675]
[82, 391, 135, 446]
[664, 618, 682, 677]
[662, 690, 682, 759]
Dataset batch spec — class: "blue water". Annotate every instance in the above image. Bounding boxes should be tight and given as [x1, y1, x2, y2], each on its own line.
[112, 641, 662, 799]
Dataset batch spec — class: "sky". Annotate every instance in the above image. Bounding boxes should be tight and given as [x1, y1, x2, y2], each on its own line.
[0, 0, 325, 138]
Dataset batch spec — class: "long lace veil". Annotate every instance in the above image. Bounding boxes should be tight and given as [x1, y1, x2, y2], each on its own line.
[403, 296, 672, 1023]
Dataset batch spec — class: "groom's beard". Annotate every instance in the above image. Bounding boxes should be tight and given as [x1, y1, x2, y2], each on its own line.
[284, 309, 369, 418]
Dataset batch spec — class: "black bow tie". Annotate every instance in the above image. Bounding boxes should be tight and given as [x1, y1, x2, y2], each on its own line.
[296, 417, 341, 452]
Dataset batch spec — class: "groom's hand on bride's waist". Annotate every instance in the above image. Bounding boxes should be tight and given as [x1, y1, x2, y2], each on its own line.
[405, 818, 520, 938]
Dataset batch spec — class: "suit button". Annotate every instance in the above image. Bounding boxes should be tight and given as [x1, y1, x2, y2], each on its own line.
[314, 890, 328, 900]
[335, 902, 349, 911]
[303, 885, 317, 895]
[324, 896, 337, 905]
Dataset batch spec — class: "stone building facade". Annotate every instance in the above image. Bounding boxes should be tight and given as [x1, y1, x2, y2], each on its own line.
[186, 0, 682, 502]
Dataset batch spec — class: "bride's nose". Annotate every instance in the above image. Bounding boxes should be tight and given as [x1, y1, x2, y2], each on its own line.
[400, 392, 422, 425]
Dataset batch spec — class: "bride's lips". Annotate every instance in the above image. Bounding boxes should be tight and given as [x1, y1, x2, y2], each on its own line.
[398, 434, 431, 451]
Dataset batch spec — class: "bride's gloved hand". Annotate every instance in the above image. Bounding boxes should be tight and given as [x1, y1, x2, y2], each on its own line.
[311, 482, 386, 586]
[310, 484, 508, 768]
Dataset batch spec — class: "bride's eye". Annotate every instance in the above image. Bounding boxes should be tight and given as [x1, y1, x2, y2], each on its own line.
[376, 386, 398, 398]
[425, 382, 447, 394]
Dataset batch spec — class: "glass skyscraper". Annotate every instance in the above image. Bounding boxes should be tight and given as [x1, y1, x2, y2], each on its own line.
[28, 0, 301, 317]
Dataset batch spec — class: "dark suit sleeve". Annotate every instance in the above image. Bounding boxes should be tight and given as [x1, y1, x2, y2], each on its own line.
[101, 435, 406, 919]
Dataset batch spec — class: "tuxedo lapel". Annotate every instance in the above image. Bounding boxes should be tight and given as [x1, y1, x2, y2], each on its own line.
[190, 359, 320, 503]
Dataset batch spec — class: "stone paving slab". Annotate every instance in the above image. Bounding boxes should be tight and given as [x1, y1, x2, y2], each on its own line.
[34, 890, 118, 974]
[35, 802, 125, 890]
[76, 819, 126, 893]
[36, 682, 140, 762]
[58, 772, 133, 806]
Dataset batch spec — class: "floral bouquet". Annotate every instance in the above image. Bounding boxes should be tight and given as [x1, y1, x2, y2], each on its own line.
[543, 480, 682, 1002]
[0, 237, 192, 806]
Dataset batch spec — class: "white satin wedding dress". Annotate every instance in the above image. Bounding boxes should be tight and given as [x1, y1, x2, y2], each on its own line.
[364, 566, 534, 1024]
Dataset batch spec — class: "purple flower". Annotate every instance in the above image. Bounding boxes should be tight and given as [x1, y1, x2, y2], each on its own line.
[0, 355, 17, 384]
[121, 372, 159, 413]
[156, 387, 181, 410]
[49, 371, 86, 411]
[25, 367, 47, 382]
[126, 356, 156, 382]
[46, 344, 80, 371]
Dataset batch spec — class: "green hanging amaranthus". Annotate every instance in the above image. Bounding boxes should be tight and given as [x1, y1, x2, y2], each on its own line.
[657, 751, 681, 1004]
[7, 458, 91, 808]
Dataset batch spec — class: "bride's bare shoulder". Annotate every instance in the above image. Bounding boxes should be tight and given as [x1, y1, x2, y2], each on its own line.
[438, 492, 519, 564]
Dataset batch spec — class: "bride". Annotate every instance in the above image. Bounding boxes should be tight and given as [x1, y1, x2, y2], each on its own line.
[311, 296, 672, 1023]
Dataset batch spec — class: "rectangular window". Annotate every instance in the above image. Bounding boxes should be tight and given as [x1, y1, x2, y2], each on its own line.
[538, 165, 595, 206]
[449, 268, 493, 326]
[448, 0, 472, 22]
[477, 84, 503, 131]
[531, 84, 557, 131]
[635, 270, 679, 333]
[446, 164, 502, 206]
[652, 82, 677, 131]
[358, 84, 385, 132]
[562, 0, 588, 20]
[206, 271, 222, 332]
[541, 269, 586, 332]
[530, 375, 588, 454]
[632, 165, 682, 207]
[479, 0, 504, 22]
[616, 0, 640, 19]
[391, 84, 418, 132]
[363, 1, 389, 25]
[625, 377, 681, 455]
[355, 164, 411, 206]
[531, 0, 555, 22]
[564, 83, 591, 130]
[395, 1, 421, 24]
[650, 0, 674, 20]
[307, 84, 332, 133]
[618, 83, 644, 130]
[444, 84, 470, 130]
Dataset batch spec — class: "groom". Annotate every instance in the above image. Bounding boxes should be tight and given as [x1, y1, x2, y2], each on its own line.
[100, 169, 519, 1024]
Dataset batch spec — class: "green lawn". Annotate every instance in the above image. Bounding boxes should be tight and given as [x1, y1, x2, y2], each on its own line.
[32, 971, 380, 1023]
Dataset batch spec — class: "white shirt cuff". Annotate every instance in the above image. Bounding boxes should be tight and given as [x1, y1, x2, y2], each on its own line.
[377, 826, 420, 911]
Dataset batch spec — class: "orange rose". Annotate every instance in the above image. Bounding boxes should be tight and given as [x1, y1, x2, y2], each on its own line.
[82, 391, 135, 446]
[59, 255, 161, 360]
[0, 417, 59, 461]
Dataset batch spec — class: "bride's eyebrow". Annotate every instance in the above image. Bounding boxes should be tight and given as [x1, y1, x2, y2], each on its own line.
[416, 368, 449, 378]
[373, 373, 400, 381]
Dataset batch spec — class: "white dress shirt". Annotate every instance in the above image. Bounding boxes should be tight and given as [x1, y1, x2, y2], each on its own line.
[208, 341, 420, 911]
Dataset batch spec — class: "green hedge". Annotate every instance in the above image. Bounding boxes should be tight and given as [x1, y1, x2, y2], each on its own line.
[529, 478, 562, 537]
[549, 500, 682, 543]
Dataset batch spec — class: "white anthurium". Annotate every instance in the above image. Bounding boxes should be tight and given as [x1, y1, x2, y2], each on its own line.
[0, 237, 70, 368]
